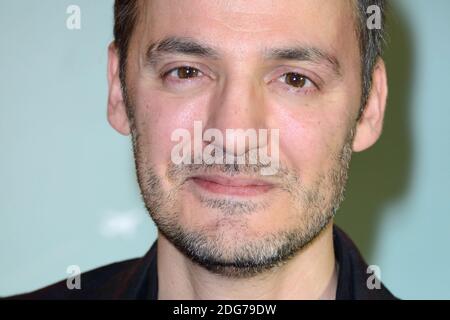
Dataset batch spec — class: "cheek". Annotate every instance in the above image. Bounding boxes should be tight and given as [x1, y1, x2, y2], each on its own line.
[131, 87, 211, 167]
[275, 104, 351, 184]
[279, 116, 329, 178]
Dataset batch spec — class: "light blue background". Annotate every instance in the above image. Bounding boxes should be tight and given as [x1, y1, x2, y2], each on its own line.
[1, 0, 449, 299]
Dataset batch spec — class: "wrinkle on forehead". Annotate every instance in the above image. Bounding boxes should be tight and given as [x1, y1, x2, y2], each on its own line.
[209, 14, 273, 34]
[203, 0, 299, 34]
[211, 0, 276, 32]
[215, 0, 277, 14]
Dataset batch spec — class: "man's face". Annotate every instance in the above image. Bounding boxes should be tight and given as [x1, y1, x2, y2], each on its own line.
[120, 0, 362, 277]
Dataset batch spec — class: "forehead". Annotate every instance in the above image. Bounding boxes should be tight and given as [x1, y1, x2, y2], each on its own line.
[133, 0, 358, 64]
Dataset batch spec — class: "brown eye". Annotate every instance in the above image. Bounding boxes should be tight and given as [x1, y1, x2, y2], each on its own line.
[284, 73, 307, 88]
[175, 66, 200, 79]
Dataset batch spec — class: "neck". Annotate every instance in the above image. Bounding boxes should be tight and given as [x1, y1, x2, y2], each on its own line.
[157, 221, 337, 300]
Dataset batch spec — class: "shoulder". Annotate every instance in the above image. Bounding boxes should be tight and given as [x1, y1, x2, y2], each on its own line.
[3, 257, 142, 300]
[333, 225, 400, 300]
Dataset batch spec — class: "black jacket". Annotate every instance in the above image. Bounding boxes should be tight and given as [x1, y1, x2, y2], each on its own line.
[4, 225, 398, 300]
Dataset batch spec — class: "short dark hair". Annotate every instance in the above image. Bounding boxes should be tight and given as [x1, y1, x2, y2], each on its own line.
[113, 0, 386, 118]
[355, 0, 387, 117]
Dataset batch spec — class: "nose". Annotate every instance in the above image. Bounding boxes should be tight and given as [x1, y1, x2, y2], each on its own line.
[203, 73, 268, 158]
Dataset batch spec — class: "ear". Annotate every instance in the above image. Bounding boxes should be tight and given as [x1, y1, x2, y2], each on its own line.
[352, 58, 388, 152]
[107, 42, 130, 136]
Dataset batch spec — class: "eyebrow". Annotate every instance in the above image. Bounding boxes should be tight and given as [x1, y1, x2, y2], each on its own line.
[145, 36, 220, 66]
[145, 36, 341, 76]
[263, 46, 341, 76]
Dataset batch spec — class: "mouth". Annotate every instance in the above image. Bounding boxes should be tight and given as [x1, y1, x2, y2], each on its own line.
[188, 174, 275, 197]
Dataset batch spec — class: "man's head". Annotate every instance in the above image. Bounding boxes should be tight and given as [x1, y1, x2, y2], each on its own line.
[107, 0, 388, 278]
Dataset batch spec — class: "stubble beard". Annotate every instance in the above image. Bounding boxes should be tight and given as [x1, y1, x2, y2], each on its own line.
[130, 126, 354, 279]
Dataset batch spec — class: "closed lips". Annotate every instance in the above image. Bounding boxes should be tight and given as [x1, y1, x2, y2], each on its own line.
[189, 175, 275, 196]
